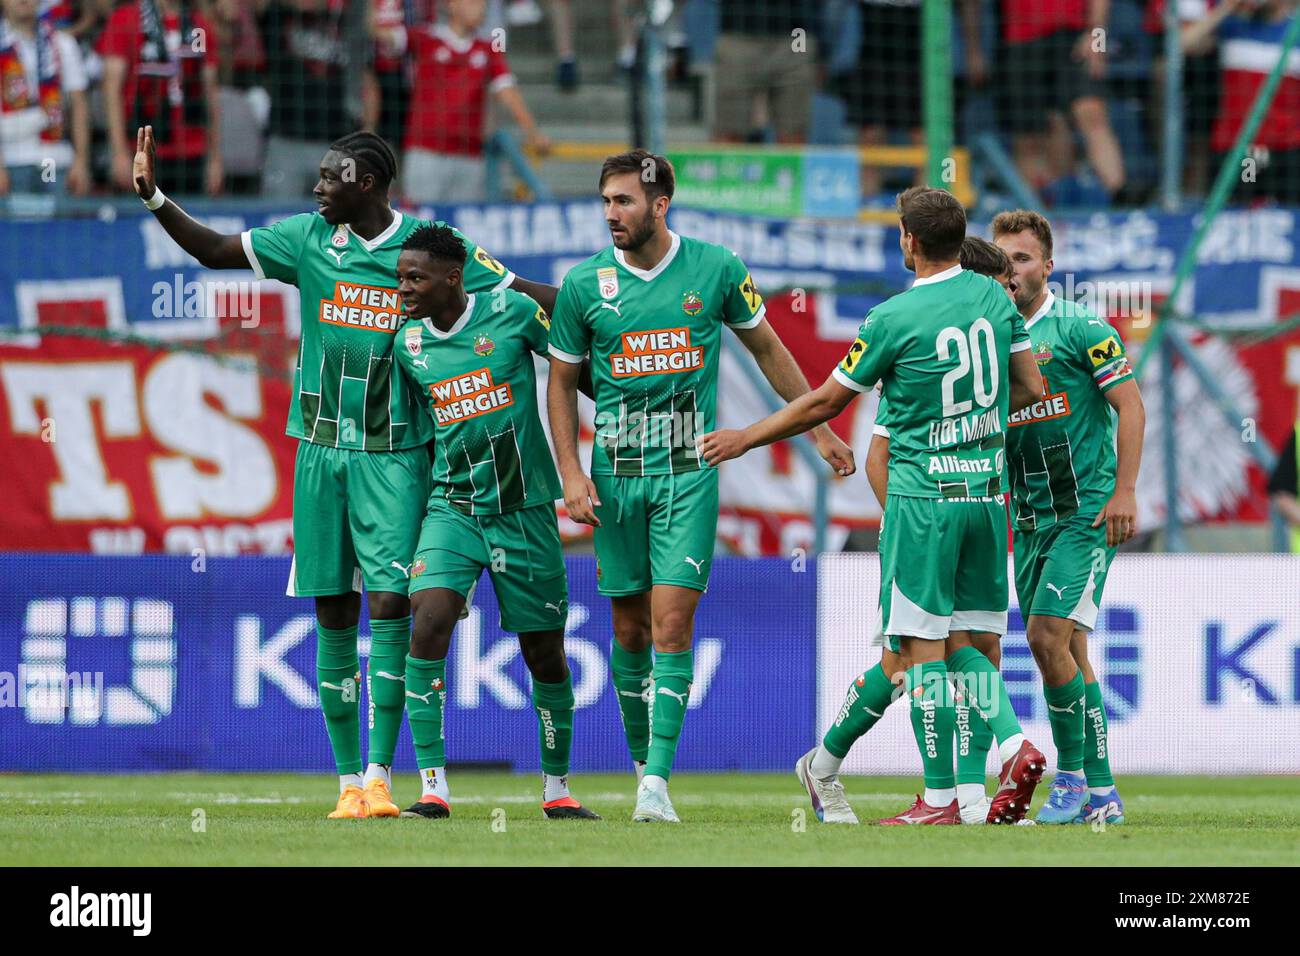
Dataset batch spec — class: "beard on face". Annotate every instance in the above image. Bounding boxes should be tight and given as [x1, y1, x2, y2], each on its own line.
[614, 206, 657, 251]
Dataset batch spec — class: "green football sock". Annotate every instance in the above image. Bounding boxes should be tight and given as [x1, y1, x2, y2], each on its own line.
[906, 661, 955, 790]
[532, 675, 575, 777]
[946, 645, 1022, 744]
[405, 655, 447, 770]
[954, 689, 995, 785]
[316, 623, 362, 776]
[610, 641, 651, 762]
[823, 663, 895, 759]
[1044, 669, 1086, 773]
[645, 649, 693, 780]
[366, 615, 411, 767]
[1083, 680, 1115, 788]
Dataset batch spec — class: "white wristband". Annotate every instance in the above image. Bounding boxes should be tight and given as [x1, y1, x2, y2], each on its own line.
[142, 186, 166, 211]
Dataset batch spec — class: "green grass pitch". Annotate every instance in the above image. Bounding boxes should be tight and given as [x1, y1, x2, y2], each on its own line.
[3, 773, 1298, 866]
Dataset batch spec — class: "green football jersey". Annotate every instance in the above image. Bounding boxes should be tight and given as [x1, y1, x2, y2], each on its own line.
[395, 289, 561, 516]
[242, 211, 514, 451]
[1005, 292, 1133, 532]
[834, 266, 1030, 498]
[548, 232, 765, 476]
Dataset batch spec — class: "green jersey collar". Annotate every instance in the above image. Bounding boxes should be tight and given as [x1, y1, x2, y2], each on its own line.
[613, 230, 681, 281]
[910, 263, 963, 288]
[423, 293, 476, 339]
[1024, 290, 1056, 331]
[345, 209, 404, 251]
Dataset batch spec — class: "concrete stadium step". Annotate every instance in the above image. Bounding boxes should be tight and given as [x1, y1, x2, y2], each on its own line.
[496, 0, 636, 59]
[508, 64, 701, 126]
[523, 121, 713, 198]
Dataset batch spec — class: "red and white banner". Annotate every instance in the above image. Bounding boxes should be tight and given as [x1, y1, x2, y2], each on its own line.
[0, 334, 296, 555]
[2, 290, 1298, 556]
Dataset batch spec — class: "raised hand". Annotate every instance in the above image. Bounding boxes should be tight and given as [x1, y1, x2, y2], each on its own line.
[133, 125, 157, 200]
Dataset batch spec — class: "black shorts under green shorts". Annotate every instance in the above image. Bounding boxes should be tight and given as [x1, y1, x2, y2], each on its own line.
[591, 468, 718, 596]
[409, 497, 568, 634]
[880, 493, 1009, 651]
[288, 440, 429, 597]
[1013, 510, 1115, 631]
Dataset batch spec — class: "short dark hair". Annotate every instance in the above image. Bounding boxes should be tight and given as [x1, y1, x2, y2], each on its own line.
[401, 224, 466, 266]
[960, 236, 1012, 279]
[991, 208, 1054, 260]
[599, 149, 675, 202]
[896, 186, 966, 261]
[329, 131, 398, 190]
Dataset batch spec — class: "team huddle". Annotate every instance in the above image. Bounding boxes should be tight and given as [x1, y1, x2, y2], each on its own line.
[134, 123, 1143, 826]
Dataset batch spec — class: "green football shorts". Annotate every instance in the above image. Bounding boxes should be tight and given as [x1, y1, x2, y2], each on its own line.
[1013, 510, 1115, 631]
[288, 440, 429, 597]
[409, 497, 568, 635]
[590, 469, 719, 596]
[880, 493, 1009, 650]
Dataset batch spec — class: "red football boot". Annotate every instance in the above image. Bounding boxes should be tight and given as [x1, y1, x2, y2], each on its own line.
[987, 740, 1046, 824]
[878, 794, 961, 825]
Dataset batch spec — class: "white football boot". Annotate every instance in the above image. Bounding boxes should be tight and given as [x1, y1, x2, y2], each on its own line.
[794, 748, 859, 824]
[632, 779, 681, 823]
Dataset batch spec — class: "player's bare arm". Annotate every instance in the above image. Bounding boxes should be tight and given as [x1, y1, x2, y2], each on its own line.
[508, 276, 559, 315]
[698, 374, 858, 468]
[866, 433, 889, 507]
[1009, 345, 1046, 413]
[546, 354, 602, 526]
[1093, 377, 1145, 546]
[731, 320, 856, 476]
[1272, 489, 1300, 528]
[502, 278, 594, 398]
[133, 126, 250, 269]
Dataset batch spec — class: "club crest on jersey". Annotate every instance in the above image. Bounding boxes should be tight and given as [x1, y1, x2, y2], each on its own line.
[597, 267, 619, 300]
[474, 333, 495, 357]
[1033, 341, 1053, 366]
[405, 325, 422, 357]
[331, 226, 349, 248]
[681, 290, 704, 315]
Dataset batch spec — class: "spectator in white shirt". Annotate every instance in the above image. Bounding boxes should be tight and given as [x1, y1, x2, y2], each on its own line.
[0, 0, 90, 195]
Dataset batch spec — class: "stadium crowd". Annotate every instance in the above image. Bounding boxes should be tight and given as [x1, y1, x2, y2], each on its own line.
[0, 0, 1296, 205]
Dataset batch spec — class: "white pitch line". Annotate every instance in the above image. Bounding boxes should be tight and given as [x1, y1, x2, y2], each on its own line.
[438, 792, 921, 806]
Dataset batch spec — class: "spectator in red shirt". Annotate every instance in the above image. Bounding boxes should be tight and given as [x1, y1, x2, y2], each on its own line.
[1184, 0, 1300, 205]
[99, 0, 222, 195]
[400, 0, 548, 203]
[997, 0, 1128, 201]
